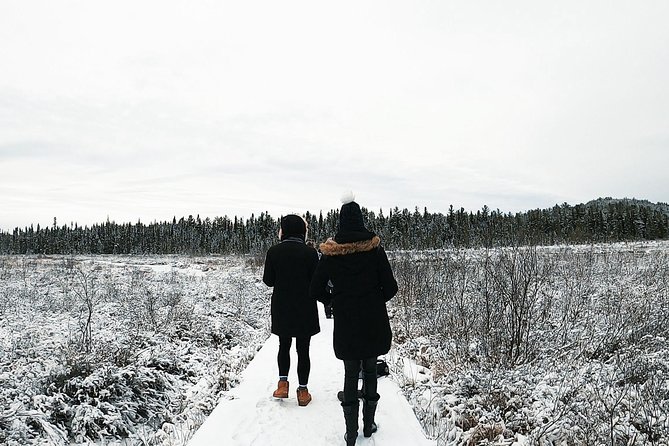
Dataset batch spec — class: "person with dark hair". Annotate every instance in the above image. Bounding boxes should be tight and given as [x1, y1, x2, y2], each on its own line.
[263, 214, 320, 406]
[310, 193, 398, 445]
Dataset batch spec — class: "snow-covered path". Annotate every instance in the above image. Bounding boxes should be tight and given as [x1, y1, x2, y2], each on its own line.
[188, 314, 435, 446]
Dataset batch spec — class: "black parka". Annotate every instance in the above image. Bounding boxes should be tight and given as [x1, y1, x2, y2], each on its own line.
[309, 235, 398, 360]
[263, 238, 320, 337]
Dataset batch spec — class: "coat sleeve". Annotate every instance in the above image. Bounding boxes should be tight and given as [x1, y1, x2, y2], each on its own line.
[377, 246, 398, 302]
[309, 256, 331, 305]
[307, 248, 319, 281]
[262, 249, 275, 287]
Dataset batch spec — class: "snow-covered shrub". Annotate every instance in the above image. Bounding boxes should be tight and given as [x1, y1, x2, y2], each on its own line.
[392, 246, 554, 367]
[0, 255, 270, 446]
[388, 242, 669, 445]
[43, 363, 178, 443]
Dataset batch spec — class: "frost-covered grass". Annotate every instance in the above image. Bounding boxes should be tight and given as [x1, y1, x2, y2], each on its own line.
[0, 255, 269, 446]
[2, 242, 669, 446]
[387, 241, 669, 446]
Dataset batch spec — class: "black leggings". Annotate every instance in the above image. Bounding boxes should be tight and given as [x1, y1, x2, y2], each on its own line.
[342, 357, 377, 404]
[277, 336, 311, 385]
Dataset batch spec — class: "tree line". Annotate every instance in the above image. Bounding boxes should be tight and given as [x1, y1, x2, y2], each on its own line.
[1, 198, 667, 255]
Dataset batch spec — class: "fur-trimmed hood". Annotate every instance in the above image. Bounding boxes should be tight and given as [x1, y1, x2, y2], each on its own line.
[319, 236, 381, 256]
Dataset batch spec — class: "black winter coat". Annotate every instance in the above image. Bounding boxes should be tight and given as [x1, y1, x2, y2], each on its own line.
[263, 238, 320, 338]
[309, 235, 398, 360]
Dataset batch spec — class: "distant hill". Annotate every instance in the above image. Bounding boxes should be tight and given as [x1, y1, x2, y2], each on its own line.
[586, 197, 669, 216]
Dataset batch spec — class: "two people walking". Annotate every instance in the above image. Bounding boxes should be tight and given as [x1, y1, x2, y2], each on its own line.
[262, 194, 398, 445]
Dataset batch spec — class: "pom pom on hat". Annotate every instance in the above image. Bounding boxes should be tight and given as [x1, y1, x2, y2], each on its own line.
[341, 191, 355, 205]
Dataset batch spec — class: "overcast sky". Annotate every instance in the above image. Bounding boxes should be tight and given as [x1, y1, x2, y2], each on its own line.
[1, 0, 668, 231]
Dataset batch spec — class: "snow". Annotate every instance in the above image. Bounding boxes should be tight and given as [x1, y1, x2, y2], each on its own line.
[188, 314, 435, 446]
[0, 254, 272, 446]
[2, 242, 669, 445]
[401, 358, 433, 385]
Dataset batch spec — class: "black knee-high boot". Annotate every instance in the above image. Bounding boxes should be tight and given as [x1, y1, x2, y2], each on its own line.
[342, 402, 359, 445]
[362, 394, 379, 437]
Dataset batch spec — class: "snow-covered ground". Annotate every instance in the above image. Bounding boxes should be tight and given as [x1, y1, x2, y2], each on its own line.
[0, 255, 270, 446]
[1, 241, 668, 446]
[387, 241, 669, 445]
[188, 314, 435, 446]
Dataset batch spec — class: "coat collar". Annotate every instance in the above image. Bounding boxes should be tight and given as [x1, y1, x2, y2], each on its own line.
[281, 236, 305, 244]
[319, 236, 380, 256]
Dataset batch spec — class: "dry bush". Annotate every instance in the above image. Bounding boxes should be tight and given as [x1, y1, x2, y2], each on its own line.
[389, 243, 669, 445]
[391, 246, 554, 366]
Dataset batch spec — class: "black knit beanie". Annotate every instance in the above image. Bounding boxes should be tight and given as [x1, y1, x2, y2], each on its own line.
[339, 200, 366, 233]
[280, 214, 307, 240]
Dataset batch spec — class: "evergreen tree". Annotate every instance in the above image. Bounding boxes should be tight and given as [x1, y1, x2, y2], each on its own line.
[1, 198, 667, 255]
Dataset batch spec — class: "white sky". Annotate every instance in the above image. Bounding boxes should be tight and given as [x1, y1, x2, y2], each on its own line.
[1, 0, 668, 230]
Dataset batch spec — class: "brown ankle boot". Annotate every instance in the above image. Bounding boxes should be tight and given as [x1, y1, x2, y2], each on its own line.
[296, 387, 312, 406]
[272, 380, 289, 398]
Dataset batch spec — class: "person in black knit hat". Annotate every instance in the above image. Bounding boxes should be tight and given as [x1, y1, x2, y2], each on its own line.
[310, 193, 398, 445]
[263, 214, 320, 407]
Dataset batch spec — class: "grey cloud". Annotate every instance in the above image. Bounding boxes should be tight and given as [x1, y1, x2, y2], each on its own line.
[0, 140, 127, 175]
[0, 141, 56, 158]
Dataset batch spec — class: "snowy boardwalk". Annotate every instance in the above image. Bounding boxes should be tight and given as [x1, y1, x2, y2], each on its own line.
[188, 315, 435, 446]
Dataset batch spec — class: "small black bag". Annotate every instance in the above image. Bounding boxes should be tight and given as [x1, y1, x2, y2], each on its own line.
[356, 359, 390, 379]
[376, 359, 390, 377]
